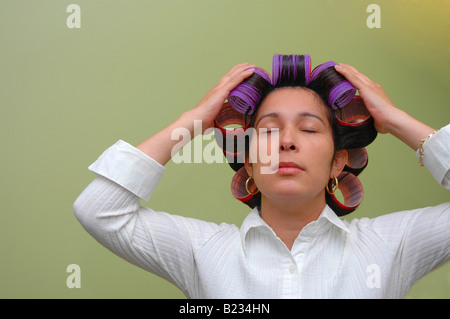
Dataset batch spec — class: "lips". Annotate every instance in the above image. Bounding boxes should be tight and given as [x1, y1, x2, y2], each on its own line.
[276, 161, 305, 174]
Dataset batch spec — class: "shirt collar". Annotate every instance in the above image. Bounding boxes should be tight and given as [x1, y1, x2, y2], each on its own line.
[240, 205, 350, 245]
[319, 204, 351, 234]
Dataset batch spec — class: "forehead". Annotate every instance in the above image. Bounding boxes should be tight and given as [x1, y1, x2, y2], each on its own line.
[257, 87, 328, 118]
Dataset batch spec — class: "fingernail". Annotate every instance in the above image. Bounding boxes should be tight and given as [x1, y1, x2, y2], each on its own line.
[334, 64, 342, 70]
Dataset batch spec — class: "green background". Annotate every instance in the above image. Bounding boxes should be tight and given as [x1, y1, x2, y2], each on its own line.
[1, 0, 449, 298]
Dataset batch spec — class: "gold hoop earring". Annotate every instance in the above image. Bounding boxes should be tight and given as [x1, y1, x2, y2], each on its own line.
[245, 176, 260, 195]
[326, 176, 339, 195]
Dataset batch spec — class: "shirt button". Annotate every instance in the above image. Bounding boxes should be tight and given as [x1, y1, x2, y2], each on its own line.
[289, 265, 296, 274]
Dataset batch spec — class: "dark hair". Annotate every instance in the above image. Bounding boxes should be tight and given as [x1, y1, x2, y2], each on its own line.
[215, 54, 377, 216]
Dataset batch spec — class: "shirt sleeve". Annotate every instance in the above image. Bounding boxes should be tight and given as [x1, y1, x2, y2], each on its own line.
[87, 139, 165, 201]
[73, 140, 226, 297]
[416, 123, 450, 190]
[366, 124, 450, 290]
[365, 203, 450, 291]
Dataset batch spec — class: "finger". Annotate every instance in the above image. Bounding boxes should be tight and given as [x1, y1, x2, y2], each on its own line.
[227, 63, 255, 78]
[224, 62, 252, 77]
[335, 63, 374, 89]
[218, 63, 255, 88]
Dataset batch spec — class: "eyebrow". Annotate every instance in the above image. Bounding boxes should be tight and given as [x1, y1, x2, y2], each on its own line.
[255, 111, 325, 127]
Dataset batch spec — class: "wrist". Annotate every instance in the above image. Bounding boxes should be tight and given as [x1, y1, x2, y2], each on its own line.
[385, 108, 435, 151]
[176, 109, 205, 136]
[384, 107, 409, 136]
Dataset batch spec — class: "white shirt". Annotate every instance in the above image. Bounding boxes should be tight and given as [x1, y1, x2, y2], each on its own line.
[73, 124, 450, 298]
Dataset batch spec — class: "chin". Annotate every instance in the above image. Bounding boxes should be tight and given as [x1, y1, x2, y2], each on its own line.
[265, 186, 304, 198]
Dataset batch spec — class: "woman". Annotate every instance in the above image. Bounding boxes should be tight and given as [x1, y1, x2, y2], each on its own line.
[73, 55, 449, 298]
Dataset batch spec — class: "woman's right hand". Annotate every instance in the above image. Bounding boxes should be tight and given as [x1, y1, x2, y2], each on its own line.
[191, 62, 255, 133]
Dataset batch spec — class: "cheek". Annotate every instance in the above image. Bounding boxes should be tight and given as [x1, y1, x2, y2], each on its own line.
[304, 135, 336, 170]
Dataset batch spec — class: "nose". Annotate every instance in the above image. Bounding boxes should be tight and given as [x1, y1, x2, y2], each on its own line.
[279, 128, 297, 152]
[280, 143, 296, 151]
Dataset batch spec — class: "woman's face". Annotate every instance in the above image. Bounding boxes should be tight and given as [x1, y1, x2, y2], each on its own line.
[245, 87, 347, 205]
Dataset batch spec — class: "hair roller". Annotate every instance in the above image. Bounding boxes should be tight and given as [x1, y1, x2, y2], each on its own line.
[216, 54, 380, 217]
[228, 68, 272, 115]
[344, 148, 368, 176]
[326, 171, 364, 216]
[335, 95, 371, 126]
[333, 96, 378, 149]
[310, 61, 336, 80]
[214, 102, 251, 170]
[308, 61, 356, 109]
[304, 55, 312, 84]
[272, 54, 311, 87]
[231, 166, 261, 207]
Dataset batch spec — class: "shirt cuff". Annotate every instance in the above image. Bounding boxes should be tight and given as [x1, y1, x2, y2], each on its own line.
[88, 140, 166, 201]
[416, 124, 450, 190]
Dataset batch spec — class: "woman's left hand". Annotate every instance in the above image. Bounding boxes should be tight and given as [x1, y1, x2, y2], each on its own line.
[334, 63, 399, 134]
[334, 63, 435, 151]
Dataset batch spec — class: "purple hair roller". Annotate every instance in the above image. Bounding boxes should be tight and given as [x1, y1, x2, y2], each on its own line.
[304, 54, 312, 85]
[311, 60, 356, 109]
[311, 61, 336, 80]
[272, 55, 281, 86]
[228, 68, 271, 115]
[329, 81, 357, 110]
[272, 54, 311, 86]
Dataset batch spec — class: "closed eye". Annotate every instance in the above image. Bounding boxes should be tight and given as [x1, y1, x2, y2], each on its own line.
[259, 128, 279, 134]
